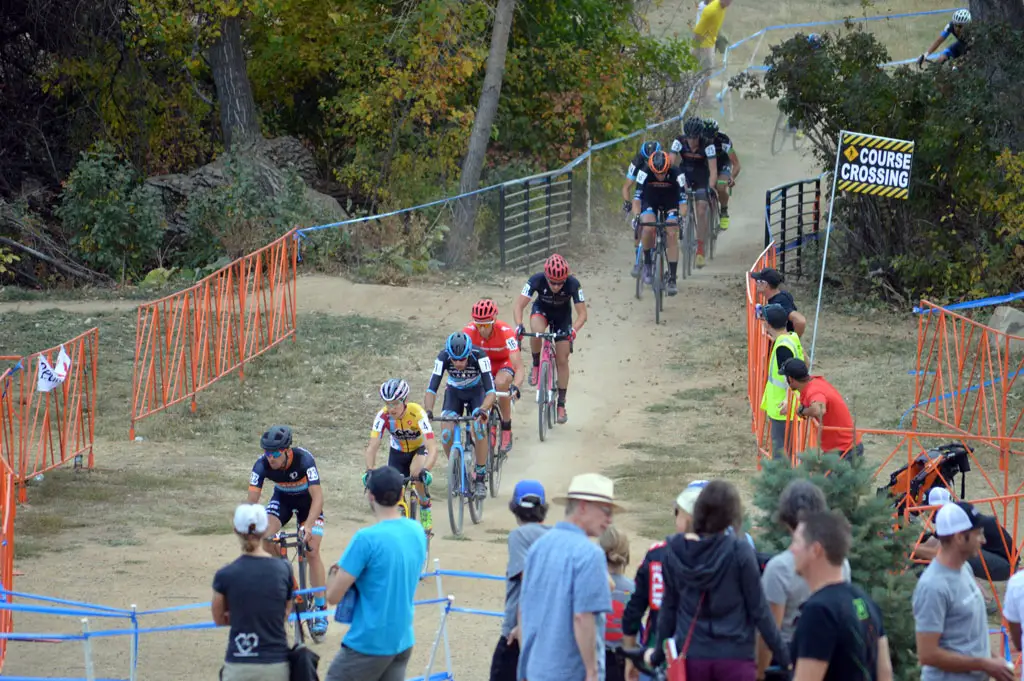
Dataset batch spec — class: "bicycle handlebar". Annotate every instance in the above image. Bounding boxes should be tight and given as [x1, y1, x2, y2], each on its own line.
[520, 331, 570, 341]
[431, 415, 479, 423]
[268, 527, 311, 553]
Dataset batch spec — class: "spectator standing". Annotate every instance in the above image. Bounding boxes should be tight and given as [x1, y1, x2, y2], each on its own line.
[491, 480, 550, 681]
[324, 466, 427, 681]
[645, 480, 790, 681]
[913, 500, 1015, 681]
[782, 359, 862, 460]
[602, 525, 635, 681]
[518, 473, 621, 681]
[622, 481, 705, 681]
[750, 268, 807, 337]
[1001, 568, 1024, 672]
[759, 304, 805, 458]
[692, 0, 733, 106]
[789, 511, 892, 681]
[211, 504, 293, 681]
[758, 481, 851, 681]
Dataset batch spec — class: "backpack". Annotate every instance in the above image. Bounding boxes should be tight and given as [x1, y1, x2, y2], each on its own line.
[876, 442, 972, 515]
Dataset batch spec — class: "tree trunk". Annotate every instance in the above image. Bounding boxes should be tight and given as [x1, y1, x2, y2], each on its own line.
[447, 0, 516, 266]
[208, 15, 261, 150]
[969, 0, 1024, 29]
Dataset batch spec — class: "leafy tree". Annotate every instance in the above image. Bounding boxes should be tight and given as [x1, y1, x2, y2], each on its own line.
[731, 24, 1024, 302]
[752, 454, 920, 681]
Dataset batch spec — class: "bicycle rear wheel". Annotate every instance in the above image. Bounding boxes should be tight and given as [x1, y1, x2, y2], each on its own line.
[487, 406, 503, 498]
[771, 110, 787, 156]
[447, 449, 464, 537]
[537, 363, 549, 442]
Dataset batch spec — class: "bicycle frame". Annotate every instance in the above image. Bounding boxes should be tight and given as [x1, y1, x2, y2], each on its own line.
[521, 331, 567, 441]
[268, 528, 314, 643]
[434, 414, 480, 536]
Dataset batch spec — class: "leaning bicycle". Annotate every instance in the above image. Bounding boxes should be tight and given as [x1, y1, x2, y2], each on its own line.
[268, 527, 325, 644]
[433, 414, 484, 537]
[520, 331, 568, 441]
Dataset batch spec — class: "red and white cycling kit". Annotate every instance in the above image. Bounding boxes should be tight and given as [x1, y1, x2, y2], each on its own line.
[463, 320, 520, 379]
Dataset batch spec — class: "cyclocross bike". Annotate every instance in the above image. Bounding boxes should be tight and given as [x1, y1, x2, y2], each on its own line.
[268, 526, 325, 644]
[520, 331, 567, 441]
[681, 196, 698, 278]
[399, 475, 432, 575]
[487, 389, 518, 498]
[771, 110, 807, 156]
[706, 188, 725, 262]
[434, 413, 484, 537]
[632, 215, 644, 301]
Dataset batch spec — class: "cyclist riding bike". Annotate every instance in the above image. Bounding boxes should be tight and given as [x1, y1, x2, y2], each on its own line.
[423, 331, 497, 499]
[918, 9, 970, 68]
[631, 150, 687, 295]
[703, 118, 741, 231]
[363, 378, 439, 532]
[670, 117, 718, 269]
[512, 253, 588, 424]
[463, 298, 525, 454]
[247, 425, 329, 638]
[624, 141, 664, 270]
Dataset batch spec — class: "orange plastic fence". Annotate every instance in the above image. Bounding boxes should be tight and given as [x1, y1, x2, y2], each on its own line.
[130, 230, 299, 438]
[0, 462, 14, 672]
[746, 242, 777, 470]
[0, 330, 99, 501]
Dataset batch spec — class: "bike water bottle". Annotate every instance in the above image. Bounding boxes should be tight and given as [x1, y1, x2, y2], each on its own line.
[334, 586, 358, 624]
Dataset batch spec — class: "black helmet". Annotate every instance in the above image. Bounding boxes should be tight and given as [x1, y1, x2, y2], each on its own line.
[640, 140, 662, 159]
[445, 331, 472, 360]
[684, 117, 705, 138]
[648, 150, 671, 175]
[704, 118, 719, 135]
[261, 425, 293, 452]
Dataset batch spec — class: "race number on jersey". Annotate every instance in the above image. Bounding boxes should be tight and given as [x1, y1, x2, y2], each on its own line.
[249, 471, 260, 486]
[505, 336, 518, 352]
[520, 282, 532, 296]
[670, 139, 683, 153]
[432, 359, 444, 375]
[704, 144, 716, 158]
[577, 289, 586, 302]
[635, 170, 649, 185]
[478, 356, 492, 373]
[306, 466, 319, 482]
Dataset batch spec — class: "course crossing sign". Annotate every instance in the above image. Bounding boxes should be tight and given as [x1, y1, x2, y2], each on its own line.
[837, 132, 915, 200]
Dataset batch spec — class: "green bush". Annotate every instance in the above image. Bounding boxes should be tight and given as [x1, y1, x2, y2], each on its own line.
[56, 141, 165, 283]
[752, 454, 919, 681]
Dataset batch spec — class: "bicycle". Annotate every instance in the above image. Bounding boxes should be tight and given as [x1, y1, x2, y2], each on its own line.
[707, 188, 723, 262]
[268, 527, 325, 644]
[487, 389, 518, 498]
[632, 215, 644, 301]
[620, 647, 668, 681]
[682, 192, 698, 278]
[771, 110, 806, 156]
[520, 331, 568, 441]
[649, 216, 672, 325]
[397, 475, 433, 574]
[433, 414, 484, 537]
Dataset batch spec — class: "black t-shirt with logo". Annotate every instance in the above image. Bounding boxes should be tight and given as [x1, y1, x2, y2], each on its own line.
[213, 555, 294, 664]
[792, 582, 885, 681]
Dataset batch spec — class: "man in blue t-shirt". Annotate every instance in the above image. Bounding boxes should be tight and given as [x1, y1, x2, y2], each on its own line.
[324, 465, 427, 681]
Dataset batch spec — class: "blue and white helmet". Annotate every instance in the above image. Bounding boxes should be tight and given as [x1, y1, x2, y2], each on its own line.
[952, 8, 971, 24]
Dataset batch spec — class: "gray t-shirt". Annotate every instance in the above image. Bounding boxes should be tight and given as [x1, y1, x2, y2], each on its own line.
[912, 560, 990, 681]
[762, 550, 851, 645]
[501, 523, 550, 637]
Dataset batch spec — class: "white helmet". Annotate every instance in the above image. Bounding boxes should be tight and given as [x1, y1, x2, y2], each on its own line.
[379, 378, 410, 402]
[952, 8, 971, 24]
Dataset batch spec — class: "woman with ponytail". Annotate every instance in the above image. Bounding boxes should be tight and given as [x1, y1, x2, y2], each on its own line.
[602, 525, 635, 681]
[212, 504, 294, 681]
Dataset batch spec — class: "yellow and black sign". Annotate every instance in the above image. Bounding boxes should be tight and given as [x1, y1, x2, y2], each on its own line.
[837, 132, 914, 200]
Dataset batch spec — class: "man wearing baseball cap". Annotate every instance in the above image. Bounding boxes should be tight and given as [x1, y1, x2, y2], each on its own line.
[912, 501, 1014, 681]
[491, 480, 550, 681]
[782, 359, 862, 461]
[759, 303, 805, 459]
[750, 268, 806, 337]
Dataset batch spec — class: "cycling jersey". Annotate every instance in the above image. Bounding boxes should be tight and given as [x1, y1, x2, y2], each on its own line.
[633, 166, 686, 213]
[249, 447, 321, 495]
[711, 131, 734, 168]
[625, 152, 647, 181]
[426, 347, 496, 394]
[463, 321, 519, 374]
[370, 402, 434, 453]
[939, 23, 968, 59]
[671, 135, 717, 190]
[622, 539, 669, 648]
[521, 273, 585, 309]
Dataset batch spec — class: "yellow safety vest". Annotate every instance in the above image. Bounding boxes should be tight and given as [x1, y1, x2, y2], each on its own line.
[760, 332, 804, 420]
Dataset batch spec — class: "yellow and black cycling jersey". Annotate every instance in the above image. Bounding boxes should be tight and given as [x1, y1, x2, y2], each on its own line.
[370, 402, 435, 453]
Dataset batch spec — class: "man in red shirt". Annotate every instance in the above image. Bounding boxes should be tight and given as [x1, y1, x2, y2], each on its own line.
[464, 299, 525, 453]
[781, 359, 863, 460]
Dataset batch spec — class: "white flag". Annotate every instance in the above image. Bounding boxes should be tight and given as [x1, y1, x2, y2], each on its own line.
[37, 345, 71, 393]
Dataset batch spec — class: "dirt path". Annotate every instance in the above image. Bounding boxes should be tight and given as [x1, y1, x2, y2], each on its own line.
[2, 77, 817, 681]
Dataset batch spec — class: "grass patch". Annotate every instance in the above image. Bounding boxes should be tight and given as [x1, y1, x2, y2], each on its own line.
[181, 523, 229, 536]
[673, 386, 727, 402]
[645, 403, 675, 414]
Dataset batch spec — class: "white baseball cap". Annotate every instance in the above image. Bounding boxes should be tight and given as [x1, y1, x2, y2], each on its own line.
[927, 487, 952, 507]
[675, 480, 709, 515]
[233, 504, 269, 535]
[934, 501, 983, 538]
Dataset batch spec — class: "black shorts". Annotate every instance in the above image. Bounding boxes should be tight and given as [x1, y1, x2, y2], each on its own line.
[266, 489, 325, 527]
[387, 446, 427, 478]
[441, 384, 487, 417]
[530, 302, 573, 338]
[639, 202, 683, 218]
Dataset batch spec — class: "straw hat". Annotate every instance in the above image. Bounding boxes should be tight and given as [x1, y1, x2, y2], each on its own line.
[553, 473, 625, 511]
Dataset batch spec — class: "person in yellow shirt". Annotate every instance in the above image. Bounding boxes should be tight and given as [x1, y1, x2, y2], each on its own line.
[693, 0, 732, 107]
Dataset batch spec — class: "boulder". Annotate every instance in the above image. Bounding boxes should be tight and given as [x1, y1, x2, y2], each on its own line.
[987, 305, 1024, 353]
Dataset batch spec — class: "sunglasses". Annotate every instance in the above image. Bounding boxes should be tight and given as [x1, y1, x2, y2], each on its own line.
[546, 278, 566, 288]
[593, 503, 614, 518]
[474, 320, 495, 328]
[265, 449, 287, 459]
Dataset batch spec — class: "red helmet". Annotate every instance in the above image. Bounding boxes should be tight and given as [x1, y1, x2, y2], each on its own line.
[544, 254, 570, 282]
[472, 298, 498, 322]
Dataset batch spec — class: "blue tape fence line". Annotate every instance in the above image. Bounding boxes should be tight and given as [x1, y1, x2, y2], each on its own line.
[896, 366, 1024, 430]
[913, 291, 1024, 315]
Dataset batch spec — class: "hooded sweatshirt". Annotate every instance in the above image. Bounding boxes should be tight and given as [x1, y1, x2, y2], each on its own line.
[653, 531, 790, 667]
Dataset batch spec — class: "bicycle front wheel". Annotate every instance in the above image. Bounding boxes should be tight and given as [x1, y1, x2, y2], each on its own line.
[487, 406, 503, 498]
[447, 449, 464, 537]
[537, 363, 549, 442]
[634, 245, 643, 300]
[654, 242, 665, 324]
[771, 110, 787, 156]
[546, 360, 557, 430]
[708, 197, 720, 262]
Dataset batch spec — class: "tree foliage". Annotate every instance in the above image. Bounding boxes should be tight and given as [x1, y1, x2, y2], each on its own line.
[731, 24, 1024, 303]
[753, 454, 920, 681]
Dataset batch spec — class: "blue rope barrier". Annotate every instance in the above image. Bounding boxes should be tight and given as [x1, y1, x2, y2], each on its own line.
[0, 603, 129, 619]
[448, 606, 503, 618]
[0, 591, 132, 615]
[0, 632, 86, 641]
[0, 677, 126, 681]
[913, 291, 1024, 314]
[897, 367, 1024, 429]
[434, 569, 505, 582]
